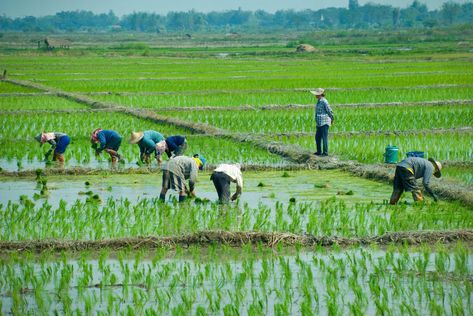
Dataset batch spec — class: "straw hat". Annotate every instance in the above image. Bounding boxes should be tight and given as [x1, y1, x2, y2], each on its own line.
[428, 158, 442, 178]
[310, 88, 325, 96]
[129, 131, 144, 144]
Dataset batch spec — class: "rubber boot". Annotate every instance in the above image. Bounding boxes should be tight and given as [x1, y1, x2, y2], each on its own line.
[389, 191, 402, 205]
[412, 190, 424, 202]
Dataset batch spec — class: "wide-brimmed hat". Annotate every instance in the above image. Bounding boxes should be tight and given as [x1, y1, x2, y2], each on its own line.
[428, 158, 442, 178]
[310, 88, 325, 96]
[129, 131, 144, 144]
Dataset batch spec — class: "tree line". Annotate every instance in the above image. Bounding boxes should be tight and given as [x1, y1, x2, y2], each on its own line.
[0, 1, 471, 33]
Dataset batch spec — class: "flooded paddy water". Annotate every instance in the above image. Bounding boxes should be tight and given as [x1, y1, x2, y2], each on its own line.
[0, 170, 391, 209]
[1, 246, 471, 315]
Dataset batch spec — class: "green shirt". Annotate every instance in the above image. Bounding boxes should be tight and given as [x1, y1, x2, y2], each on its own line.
[138, 130, 165, 155]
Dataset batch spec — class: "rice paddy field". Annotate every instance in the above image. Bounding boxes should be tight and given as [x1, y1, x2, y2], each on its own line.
[0, 31, 472, 314]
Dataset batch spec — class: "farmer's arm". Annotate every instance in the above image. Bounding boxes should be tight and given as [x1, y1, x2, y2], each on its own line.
[423, 172, 438, 201]
[47, 139, 57, 149]
[188, 163, 198, 195]
[97, 133, 106, 152]
[231, 173, 243, 201]
[325, 101, 334, 122]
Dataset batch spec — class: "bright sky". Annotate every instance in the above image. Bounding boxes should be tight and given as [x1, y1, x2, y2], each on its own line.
[1, 0, 470, 18]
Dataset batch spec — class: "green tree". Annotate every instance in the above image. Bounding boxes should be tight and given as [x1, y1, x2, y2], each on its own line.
[442, 1, 461, 24]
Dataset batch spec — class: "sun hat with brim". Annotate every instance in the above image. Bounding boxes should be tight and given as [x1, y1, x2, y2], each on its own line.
[428, 158, 442, 178]
[129, 131, 144, 144]
[310, 88, 325, 96]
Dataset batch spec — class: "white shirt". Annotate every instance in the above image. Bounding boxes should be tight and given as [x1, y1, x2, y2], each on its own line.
[214, 164, 243, 189]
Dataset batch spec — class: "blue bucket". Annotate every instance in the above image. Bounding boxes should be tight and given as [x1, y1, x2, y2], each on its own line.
[406, 151, 424, 158]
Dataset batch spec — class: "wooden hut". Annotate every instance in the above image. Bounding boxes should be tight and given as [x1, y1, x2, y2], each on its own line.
[38, 38, 71, 50]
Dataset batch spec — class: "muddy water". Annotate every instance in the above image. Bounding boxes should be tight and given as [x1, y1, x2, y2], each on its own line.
[0, 170, 391, 208]
[0, 158, 141, 172]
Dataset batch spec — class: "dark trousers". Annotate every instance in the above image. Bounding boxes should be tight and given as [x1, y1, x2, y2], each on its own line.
[211, 171, 232, 204]
[315, 125, 329, 155]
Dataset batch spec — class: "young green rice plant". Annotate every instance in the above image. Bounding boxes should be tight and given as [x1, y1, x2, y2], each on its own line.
[160, 104, 473, 134]
[276, 131, 473, 163]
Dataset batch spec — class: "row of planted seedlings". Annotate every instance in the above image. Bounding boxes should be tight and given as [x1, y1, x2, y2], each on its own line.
[272, 131, 473, 163]
[158, 105, 473, 134]
[0, 94, 89, 111]
[2, 195, 472, 241]
[0, 242, 471, 315]
[0, 111, 284, 171]
[90, 86, 473, 109]
[3, 53, 472, 92]
[0, 81, 40, 94]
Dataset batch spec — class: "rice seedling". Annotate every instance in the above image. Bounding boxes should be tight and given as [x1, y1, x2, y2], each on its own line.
[274, 131, 473, 163]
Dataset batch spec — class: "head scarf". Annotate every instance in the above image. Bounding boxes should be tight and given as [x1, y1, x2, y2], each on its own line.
[91, 128, 102, 143]
[155, 140, 167, 155]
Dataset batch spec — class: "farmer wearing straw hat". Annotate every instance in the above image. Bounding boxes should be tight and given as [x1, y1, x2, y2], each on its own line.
[390, 157, 442, 204]
[210, 163, 243, 204]
[90, 128, 123, 166]
[34, 132, 70, 165]
[159, 154, 205, 203]
[129, 130, 165, 164]
[311, 88, 334, 156]
[155, 135, 188, 162]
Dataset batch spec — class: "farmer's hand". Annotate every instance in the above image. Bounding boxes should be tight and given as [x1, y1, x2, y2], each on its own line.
[95, 149, 101, 157]
[44, 150, 52, 159]
[188, 190, 196, 198]
[231, 193, 239, 201]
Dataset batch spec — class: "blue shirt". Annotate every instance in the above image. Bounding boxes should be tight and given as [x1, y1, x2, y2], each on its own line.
[166, 136, 186, 152]
[97, 130, 121, 152]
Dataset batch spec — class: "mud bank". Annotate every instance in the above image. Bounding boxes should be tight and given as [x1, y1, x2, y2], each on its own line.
[1, 229, 471, 253]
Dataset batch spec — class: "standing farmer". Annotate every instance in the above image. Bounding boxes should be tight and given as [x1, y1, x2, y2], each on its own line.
[34, 132, 70, 165]
[210, 163, 243, 204]
[155, 135, 188, 161]
[159, 155, 204, 203]
[311, 88, 334, 156]
[129, 130, 165, 165]
[90, 128, 123, 166]
[390, 157, 442, 204]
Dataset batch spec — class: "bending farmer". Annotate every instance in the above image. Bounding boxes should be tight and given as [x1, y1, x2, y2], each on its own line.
[159, 155, 204, 203]
[390, 157, 442, 204]
[90, 128, 123, 165]
[210, 163, 243, 204]
[155, 135, 188, 161]
[129, 130, 165, 164]
[34, 132, 70, 165]
[311, 88, 334, 156]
